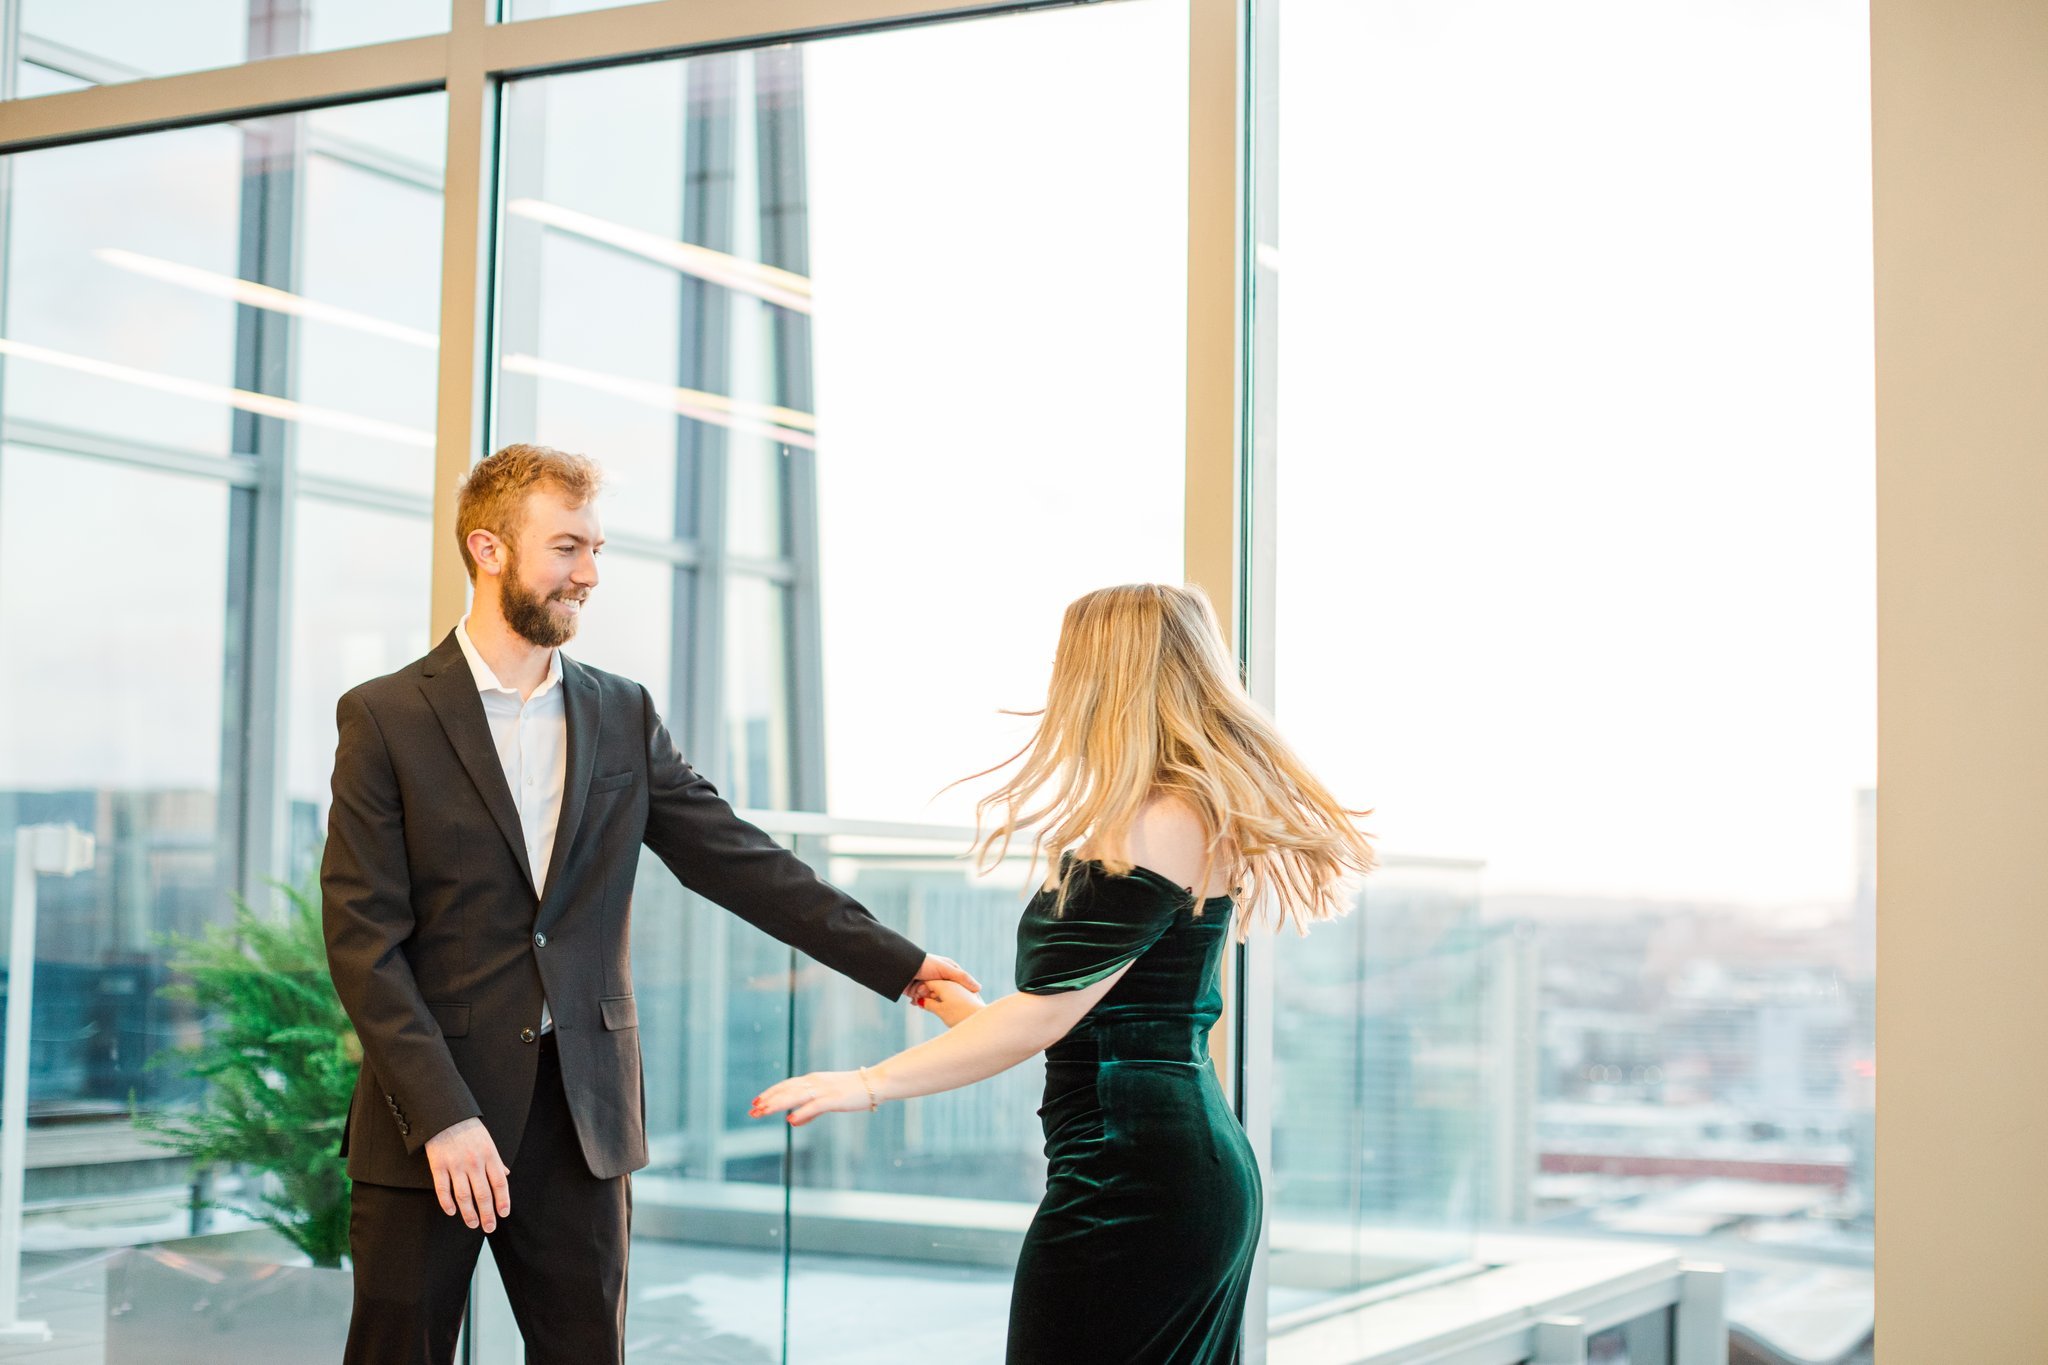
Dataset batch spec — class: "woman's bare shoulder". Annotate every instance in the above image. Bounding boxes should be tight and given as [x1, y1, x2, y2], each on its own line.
[1122, 795, 1227, 896]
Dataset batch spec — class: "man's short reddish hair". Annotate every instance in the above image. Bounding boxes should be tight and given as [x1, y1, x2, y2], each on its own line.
[455, 443, 603, 580]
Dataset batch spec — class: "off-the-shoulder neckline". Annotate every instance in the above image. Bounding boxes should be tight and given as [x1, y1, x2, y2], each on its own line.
[1066, 855, 1235, 905]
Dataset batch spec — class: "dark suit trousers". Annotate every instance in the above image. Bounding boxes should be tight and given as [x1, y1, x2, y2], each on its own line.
[343, 1034, 631, 1365]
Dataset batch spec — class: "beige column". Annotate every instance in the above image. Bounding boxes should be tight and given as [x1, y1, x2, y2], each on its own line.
[428, 0, 495, 641]
[1873, 0, 2048, 1355]
[1185, 0, 1246, 629]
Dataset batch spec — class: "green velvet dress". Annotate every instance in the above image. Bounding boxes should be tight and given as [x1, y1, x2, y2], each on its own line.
[1006, 859, 1260, 1365]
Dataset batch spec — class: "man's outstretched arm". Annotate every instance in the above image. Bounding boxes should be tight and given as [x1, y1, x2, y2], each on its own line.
[635, 685, 978, 999]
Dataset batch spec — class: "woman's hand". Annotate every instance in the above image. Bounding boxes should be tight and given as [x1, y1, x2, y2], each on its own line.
[915, 979, 986, 1028]
[750, 1070, 872, 1126]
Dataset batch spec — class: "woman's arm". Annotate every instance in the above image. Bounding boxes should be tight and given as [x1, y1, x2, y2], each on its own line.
[750, 967, 1129, 1127]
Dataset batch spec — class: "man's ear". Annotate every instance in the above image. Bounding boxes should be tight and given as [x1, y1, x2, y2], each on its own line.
[468, 528, 506, 578]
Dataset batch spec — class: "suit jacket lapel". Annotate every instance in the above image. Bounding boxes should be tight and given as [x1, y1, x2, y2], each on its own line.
[538, 656, 600, 914]
[418, 632, 538, 897]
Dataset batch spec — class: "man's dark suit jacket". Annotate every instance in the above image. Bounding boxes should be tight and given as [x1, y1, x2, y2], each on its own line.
[321, 630, 926, 1188]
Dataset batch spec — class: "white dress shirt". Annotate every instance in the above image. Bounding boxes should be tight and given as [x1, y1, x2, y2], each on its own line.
[454, 616, 565, 1033]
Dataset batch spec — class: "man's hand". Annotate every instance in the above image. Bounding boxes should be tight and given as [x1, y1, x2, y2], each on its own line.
[905, 954, 981, 1001]
[914, 978, 985, 1028]
[424, 1117, 510, 1232]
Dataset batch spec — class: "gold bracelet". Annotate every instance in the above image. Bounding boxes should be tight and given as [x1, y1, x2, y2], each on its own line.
[856, 1065, 880, 1111]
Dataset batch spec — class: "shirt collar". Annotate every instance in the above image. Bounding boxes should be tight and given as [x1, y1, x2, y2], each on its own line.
[455, 615, 563, 700]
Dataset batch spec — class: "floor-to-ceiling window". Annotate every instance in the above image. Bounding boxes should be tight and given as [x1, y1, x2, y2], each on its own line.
[0, 60, 444, 1202]
[0, 38, 445, 1343]
[1257, 3, 1875, 1361]
[490, 7, 1187, 1355]
[0, 1, 1869, 1361]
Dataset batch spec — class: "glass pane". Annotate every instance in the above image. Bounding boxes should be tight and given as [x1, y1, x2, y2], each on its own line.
[0, 94, 442, 1359]
[307, 98, 449, 179]
[565, 548, 675, 706]
[286, 498, 432, 878]
[501, 0, 642, 19]
[624, 845, 794, 1363]
[1, 96, 445, 486]
[19, 0, 449, 84]
[1269, 863, 1488, 1313]
[505, 225, 684, 540]
[1589, 1306, 1674, 1365]
[17, 61, 88, 97]
[786, 835, 1044, 1364]
[726, 433, 788, 561]
[807, 3, 1188, 831]
[0, 446, 229, 1263]
[295, 121, 447, 496]
[4, 123, 242, 453]
[723, 576, 791, 813]
[794, 4, 1189, 1359]
[1263, 0, 1875, 1353]
[493, 2, 1188, 1360]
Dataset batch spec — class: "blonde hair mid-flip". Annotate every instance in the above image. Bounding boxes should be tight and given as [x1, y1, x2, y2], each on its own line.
[962, 583, 1377, 935]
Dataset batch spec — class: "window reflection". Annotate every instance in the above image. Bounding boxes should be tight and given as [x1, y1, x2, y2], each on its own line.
[565, 549, 675, 706]
[723, 577, 791, 813]
[287, 499, 432, 877]
[0, 450, 230, 1115]
[4, 124, 242, 453]
[295, 138, 445, 494]
[18, 0, 449, 85]
[0, 93, 442, 1348]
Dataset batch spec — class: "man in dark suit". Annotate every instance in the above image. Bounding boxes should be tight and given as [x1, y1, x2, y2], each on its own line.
[322, 443, 977, 1364]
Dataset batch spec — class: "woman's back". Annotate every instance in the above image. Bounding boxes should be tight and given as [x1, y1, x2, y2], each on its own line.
[1006, 829, 1258, 1365]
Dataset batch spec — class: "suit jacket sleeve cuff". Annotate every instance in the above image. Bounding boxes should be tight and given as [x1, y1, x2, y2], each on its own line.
[398, 1078, 484, 1156]
[864, 932, 930, 1001]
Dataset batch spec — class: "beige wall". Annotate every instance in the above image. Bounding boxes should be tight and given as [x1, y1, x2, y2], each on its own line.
[1873, 0, 2048, 1356]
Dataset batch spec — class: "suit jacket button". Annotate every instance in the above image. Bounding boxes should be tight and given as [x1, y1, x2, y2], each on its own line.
[520, 1028, 537, 1043]
[533, 931, 547, 947]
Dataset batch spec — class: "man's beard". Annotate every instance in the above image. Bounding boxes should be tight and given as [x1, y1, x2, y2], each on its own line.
[501, 543, 583, 648]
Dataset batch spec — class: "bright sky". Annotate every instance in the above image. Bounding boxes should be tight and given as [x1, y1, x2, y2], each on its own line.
[0, 0, 1874, 916]
[1269, 0, 1876, 908]
[803, 3, 1191, 832]
[803, 0, 1874, 911]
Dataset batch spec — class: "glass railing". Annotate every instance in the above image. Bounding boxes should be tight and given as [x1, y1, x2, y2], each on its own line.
[3, 813, 1747, 1365]
[619, 816, 1046, 1363]
[1267, 856, 1494, 1327]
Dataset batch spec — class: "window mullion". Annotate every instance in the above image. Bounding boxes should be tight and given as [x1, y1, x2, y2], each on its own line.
[429, 0, 497, 642]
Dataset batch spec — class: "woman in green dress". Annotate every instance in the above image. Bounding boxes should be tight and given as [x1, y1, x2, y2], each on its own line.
[752, 583, 1376, 1364]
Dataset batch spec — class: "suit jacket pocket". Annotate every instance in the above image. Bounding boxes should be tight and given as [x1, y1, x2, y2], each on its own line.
[428, 1001, 471, 1037]
[600, 994, 638, 1031]
[590, 770, 635, 794]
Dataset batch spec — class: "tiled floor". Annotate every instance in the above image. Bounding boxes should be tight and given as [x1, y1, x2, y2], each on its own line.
[0, 1236, 1019, 1365]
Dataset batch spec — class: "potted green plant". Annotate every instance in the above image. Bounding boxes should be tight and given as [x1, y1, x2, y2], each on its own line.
[107, 873, 358, 1361]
